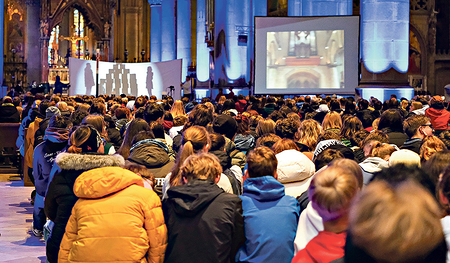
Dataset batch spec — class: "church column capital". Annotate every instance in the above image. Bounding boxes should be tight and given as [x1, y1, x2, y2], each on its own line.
[25, 0, 40, 6]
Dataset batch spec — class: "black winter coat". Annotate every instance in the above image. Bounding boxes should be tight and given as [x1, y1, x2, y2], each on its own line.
[0, 104, 20, 123]
[163, 179, 245, 263]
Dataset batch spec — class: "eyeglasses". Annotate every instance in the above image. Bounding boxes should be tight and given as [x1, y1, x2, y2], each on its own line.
[422, 123, 434, 130]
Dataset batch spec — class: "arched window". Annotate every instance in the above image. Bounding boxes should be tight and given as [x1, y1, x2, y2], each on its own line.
[73, 9, 85, 58]
[48, 25, 60, 66]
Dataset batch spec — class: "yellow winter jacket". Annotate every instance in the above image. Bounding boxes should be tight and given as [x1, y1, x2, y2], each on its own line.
[25, 116, 43, 168]
[58, 167, 167, 263]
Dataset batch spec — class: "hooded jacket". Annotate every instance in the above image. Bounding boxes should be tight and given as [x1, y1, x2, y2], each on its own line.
[32, 127, 69, 196]
[162, 179, 245, 263]
[128, 139, 175, 196]
[236, 176, 299, 263]
[276, 150, 315, 198]
[0, 103, 20, 123]
[44, 153, 125, 263]
[292, 231, 346, 263]
[25, 114, 45, 168]
[412, 104, 429, 116]
[58, 167, 167, 263]
[210, 149, 244, 195]
[16, 108, 39, 153]
[426, 107, 450, 130]
[34, 117, 51, 148]
[359, 157, 389, 185]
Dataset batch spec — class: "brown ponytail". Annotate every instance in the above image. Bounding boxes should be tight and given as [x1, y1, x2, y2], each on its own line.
[169, 126, 210, 187]
[67, 126, 91, 154]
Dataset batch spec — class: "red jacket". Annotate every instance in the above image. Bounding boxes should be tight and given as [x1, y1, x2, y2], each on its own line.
[235, 100, 248, 113]
[426, 108, 450, 130]
[291, 231, 346, 263]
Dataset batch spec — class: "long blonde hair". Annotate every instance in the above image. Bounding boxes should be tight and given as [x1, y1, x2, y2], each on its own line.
[170, 100, 186, 118]
[322, 111, 342, 131]
[256, 119, 276, 137]
[298, 119, 322, 150]
[170, 126, 210, 187]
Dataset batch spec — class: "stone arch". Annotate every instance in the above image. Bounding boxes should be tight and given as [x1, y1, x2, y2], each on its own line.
[287, 69, 321, 89]
[409, 22, 427, 75]
[49, 0, 104, 37]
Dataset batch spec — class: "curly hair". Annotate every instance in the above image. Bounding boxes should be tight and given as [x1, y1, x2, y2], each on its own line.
[275, 118, 299, 140]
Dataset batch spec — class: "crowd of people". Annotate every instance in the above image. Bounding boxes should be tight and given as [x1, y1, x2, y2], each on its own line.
[1, 90, 450, 262]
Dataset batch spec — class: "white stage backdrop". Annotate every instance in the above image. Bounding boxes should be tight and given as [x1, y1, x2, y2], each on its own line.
[69, 58, 182, 100]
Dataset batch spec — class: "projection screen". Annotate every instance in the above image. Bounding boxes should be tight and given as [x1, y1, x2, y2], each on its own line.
[254, 16, 360, 95]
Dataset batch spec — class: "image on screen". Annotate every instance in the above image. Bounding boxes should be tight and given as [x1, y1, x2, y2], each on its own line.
[267, 30, 344, 90]
[254, 16, 359, 95]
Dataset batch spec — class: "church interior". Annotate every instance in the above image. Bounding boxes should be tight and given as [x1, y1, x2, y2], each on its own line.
[2, 0, 450, 96]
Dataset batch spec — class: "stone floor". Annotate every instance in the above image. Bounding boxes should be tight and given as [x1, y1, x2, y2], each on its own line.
[0, 178, 46, 262]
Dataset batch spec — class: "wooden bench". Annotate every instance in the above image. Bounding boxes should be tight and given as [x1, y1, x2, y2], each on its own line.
[0, 123, 22, 179]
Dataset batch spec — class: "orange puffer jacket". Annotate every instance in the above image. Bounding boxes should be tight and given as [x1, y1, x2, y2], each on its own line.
[58, 167, 167, 263]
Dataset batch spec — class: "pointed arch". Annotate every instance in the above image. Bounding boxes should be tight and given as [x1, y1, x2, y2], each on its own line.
[49, 0, 104, 37]
[409, 22, 427, 75]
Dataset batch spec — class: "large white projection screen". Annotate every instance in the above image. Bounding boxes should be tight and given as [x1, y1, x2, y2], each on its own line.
[69, 58, 182, 100]
[254, 16, 360, 95]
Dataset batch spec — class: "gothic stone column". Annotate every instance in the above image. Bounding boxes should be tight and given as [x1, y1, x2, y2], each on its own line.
[26, 0, 42, 83]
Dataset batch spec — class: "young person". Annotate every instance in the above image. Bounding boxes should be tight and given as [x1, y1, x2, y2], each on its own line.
[58, 166, 167, 263]
[401, 115, 434, 154]
[163, 153, 245, 263]
[31, 115, 70, 237]
[44, 126, 124, 263]
[292, 164, 359, 263]
[235, 147, 300, 263]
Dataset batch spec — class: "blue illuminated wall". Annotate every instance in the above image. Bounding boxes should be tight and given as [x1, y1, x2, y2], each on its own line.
[161, 0, 176, 61]
[150, 3, 162, 62]
[0, 0, 3, 88]
[288, 0, 352, 16]
[248, 1, 267, 82]
[196, 0, 209, 82]
[177, 0, 192, 80]
[361, 0, 409, 73]
[214, 0, 250, 84]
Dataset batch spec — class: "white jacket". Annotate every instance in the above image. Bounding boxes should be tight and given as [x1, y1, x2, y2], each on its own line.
[276, 149, 315, 198]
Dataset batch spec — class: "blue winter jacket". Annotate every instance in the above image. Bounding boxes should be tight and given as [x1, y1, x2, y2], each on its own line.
[236, 176, 300, 263]
[32, 128, 69, 197]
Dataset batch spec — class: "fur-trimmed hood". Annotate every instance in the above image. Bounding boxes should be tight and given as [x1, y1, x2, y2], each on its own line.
[55, 152, 125, 171]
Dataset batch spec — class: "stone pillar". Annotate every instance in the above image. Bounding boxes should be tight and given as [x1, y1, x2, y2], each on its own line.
[60, 13, 70, 62]
[196, 0, 209, 81]
[0, 0, 3, 86]
[26, 0, 42, 83]
[177, 0, 192, 79]
[357, 0, 413, 101]
[288, 0, 352, 16]
[214, 0, 250, 85]
[161, 0, 176, 61]
[150, 0, 162, 62]
[248, 1, 267, 83]
[41, 38, 49, 83]
[288, 0, 301, 16]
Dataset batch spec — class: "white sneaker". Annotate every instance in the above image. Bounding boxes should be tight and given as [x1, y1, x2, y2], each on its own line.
[31, 222, 43, 238]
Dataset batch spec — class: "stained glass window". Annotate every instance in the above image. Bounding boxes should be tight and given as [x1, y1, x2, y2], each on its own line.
[48, 25, 60, 65]
[73, 9, 85, 58]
